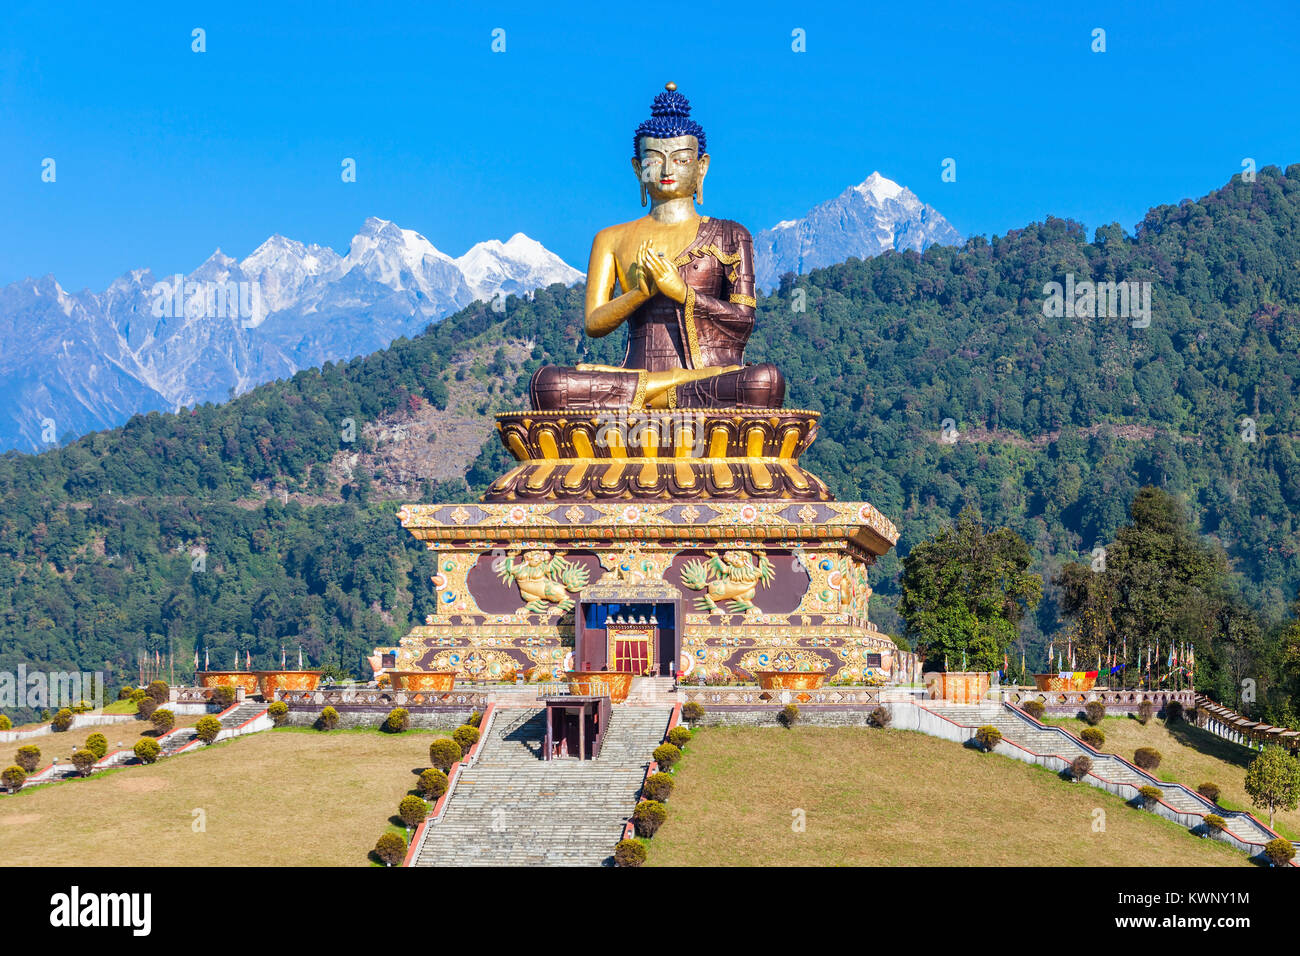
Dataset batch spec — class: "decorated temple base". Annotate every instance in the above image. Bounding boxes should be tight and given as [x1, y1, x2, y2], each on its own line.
[395, 496, 900, 683]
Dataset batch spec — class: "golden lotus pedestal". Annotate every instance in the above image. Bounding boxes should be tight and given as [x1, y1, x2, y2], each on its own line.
[388, 671, 457, 692]
[566, 671, 634, 703]
[197, 671, 260, 696]
[755, 670, 827, 690]
[486, 408, 833, 501]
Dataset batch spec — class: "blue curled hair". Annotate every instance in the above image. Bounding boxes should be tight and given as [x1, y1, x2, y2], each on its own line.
[633, 88, 706, 159]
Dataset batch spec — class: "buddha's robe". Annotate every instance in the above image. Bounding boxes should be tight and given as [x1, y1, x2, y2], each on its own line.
[529, 216, 785, 410]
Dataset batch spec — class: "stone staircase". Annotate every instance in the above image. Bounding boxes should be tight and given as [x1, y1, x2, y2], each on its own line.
[922, 702, 1278, 846]
[156, 700, 269, 756]
[625, 677, 677, 704]
[14, 700, 271, 789]
[412, 704, 673, 866]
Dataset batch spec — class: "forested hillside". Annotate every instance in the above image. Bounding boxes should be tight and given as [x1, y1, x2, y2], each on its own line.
[3, 165, 1299, 721]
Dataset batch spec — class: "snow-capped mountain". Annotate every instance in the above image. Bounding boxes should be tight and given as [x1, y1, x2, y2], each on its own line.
[0, 219, 583, 453]
[753, 172, 962, 290]
[455, 233, 584, 302]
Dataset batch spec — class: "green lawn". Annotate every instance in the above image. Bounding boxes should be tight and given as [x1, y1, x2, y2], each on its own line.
[646, 726, 1249, 867]
[0, 728, 447, 866]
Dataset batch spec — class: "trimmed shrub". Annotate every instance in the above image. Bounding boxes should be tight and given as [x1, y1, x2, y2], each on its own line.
[632, 799, 667, 838]
[383, 708, 410, 733]
[777, 703, 800, 728]
[2, 765, 27, 792]
[15, 745, 41, 773]
[1136, 700, 1154, 725]
[666, 726, 692, 749]
[1133, 747, 1162, 771]
[318, 706, 340, 730]
[975, 725, 1002, 751]
[419, 768, 449, 801]
[194, 715, 221, 743]
[1264, 838, 1296, 865]
[398, 795, 428, 828]
[429, 738, 462, 772]
[146, 680, 170, 704]
[135, 696, 159, 720]
[868, 706, 892, 729]
[1165, 700, 1184, 722]
[267, 701, 289, 726]
[642, 771, 674, 802]
[1080, 727, 1105, 749]
[71, 749, 97, 775]
[652, 743, 681, 770]
[681, 702, 705, 724]
[128, 688, 146, 703]
[466, 710, 483, 728]
[374, 831, 407, 866]
[85, 733, 109, 760]
[118, 686, 134, 700]
[614, 838, 647, 867]
[1021, 700, 1046, 720]
[1070, 755, 1093, 781]
[212, 685, 237, 708]
[452, 725, 480, 753]
[0, 715, 10, 731]
[1197, 782, 1222, 804]
[150, 708, 176, 734]
[1083, 700, 1106, 725]
[1204, 814, 1227, 833]
[71, 700, 94, 714]
[51, 708, 75, 731]
[133, 738, 161, 764]
[1138, 785, 1162, 808]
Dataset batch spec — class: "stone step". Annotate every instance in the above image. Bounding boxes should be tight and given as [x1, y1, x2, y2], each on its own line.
[413, 704, 673, 866]
[924, 701, 1283, 847]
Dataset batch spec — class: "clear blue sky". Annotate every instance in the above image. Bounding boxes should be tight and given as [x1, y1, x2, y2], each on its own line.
[2, 0, 1298, 290]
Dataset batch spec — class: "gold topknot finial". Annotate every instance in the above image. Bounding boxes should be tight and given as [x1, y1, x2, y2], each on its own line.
[665, 81, 677, 92]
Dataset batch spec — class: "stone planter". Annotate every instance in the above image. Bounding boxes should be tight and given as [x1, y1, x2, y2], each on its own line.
[754, 670, 827, 691]
[197, 672, 260, 696]
[565, 671, 634, 703]
[926, 671, 992, 703]
[1033, 672, 1098, 692]
[255, 670, 323, 697]
[388, 671, 456, 692]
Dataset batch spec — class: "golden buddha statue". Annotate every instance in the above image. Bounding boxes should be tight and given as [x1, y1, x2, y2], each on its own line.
[529, 83, 785, 411]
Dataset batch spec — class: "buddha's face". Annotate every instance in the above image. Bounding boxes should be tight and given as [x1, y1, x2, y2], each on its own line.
[633, 135, 709, 203]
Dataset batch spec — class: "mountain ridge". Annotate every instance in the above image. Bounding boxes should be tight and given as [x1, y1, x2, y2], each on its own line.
[753, 171, 962, 290]
[0, 219, 584, 452]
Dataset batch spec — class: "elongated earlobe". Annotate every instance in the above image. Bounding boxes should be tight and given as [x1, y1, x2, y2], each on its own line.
[640, 181, 648, 207]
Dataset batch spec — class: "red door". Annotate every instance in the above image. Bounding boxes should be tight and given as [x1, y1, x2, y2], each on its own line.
[612, 632, 651, 674]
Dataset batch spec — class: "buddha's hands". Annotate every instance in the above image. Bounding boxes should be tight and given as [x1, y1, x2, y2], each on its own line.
[640, 243, 688, 304]
[627, 240, 654, 298]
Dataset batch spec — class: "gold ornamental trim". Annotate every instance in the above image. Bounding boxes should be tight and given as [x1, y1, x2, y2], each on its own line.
[397, 499, 899, 553]
[683, 286, 704, 368]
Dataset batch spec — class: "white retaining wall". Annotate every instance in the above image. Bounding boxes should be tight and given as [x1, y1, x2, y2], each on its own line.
[0, 713, 139, 743]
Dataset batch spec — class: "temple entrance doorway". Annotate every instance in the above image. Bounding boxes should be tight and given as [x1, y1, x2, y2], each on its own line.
[575, 580, 683, 678]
